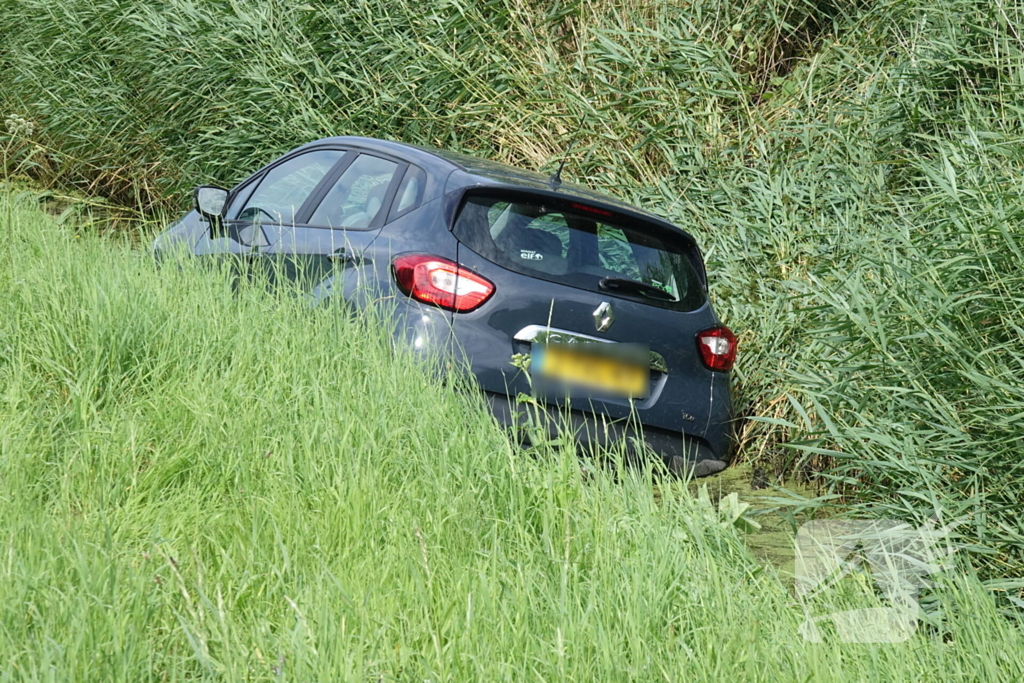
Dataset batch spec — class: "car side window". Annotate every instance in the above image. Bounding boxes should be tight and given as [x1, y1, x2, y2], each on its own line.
[388, 166, 426, 219]
[308, 154, 399, 229]
[239, 149, 344, 225]
[224, 178, 258, 219]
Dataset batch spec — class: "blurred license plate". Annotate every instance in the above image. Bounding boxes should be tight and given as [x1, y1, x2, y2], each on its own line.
[534, 343, 648, 398]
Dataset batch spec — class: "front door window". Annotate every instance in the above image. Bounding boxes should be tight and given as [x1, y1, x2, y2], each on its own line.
[240, 149, 344, 226]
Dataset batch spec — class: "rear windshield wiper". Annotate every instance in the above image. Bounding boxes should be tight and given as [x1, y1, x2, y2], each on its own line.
[599, 277, 675, 301]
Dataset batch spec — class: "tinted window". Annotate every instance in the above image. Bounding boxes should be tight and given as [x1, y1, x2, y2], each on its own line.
[240, 149, 343, 225]
[308, 154, 399, 228]
[224, 179, 258, 219]
[389, 166, 427, 218]
[454, 193, 706, 311]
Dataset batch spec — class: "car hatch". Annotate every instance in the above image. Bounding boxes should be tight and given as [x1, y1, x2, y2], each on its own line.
[447, 189, 723, 435]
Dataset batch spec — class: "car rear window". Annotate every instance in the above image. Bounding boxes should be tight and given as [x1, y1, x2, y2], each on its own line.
[453, 191, 707, 311]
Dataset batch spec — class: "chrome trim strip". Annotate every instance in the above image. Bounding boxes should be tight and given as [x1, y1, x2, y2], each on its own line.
[512, 324, 669, 373]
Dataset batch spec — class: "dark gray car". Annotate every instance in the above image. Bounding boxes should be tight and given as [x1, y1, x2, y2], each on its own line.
[154, 137, 737, 476]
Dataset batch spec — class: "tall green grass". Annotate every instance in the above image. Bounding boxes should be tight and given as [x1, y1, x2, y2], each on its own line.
[1, 0, 1023, 577]
[1, 190, 1023, 680]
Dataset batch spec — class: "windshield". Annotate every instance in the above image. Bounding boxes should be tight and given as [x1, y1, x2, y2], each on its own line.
[453, 192, 707, 312]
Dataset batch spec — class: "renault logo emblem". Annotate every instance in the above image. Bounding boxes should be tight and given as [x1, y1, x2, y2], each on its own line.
[593, 301, 614, 332]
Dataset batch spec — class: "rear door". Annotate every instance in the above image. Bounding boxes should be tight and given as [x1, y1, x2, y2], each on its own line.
[449, 189, 721, 437]
[193, 147, 347, 270]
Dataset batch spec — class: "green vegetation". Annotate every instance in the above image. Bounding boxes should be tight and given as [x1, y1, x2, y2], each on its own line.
[0, 192, 1021, 680]
[3, 0, 1022, 576]
[0, 0, 1023, 674]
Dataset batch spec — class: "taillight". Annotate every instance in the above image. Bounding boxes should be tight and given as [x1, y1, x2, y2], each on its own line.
[697, 326, 737, 371]
[569, 202, 615, 218]
[392, 254, 495, 312]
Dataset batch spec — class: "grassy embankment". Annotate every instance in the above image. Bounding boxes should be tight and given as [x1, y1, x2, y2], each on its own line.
[0, 190, 1022, 679]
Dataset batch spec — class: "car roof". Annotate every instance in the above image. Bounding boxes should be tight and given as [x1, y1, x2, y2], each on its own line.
[299, 136, 676, 227]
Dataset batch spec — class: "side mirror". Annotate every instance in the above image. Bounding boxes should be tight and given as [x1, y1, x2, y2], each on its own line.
[194, 185, 229, 222]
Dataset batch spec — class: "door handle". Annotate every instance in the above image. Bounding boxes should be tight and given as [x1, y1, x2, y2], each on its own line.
[328, 248, 363, 265]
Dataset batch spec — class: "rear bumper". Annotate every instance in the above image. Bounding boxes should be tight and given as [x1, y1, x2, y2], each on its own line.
[380, 298, 733, 478]
[485, 391, 730, 477]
